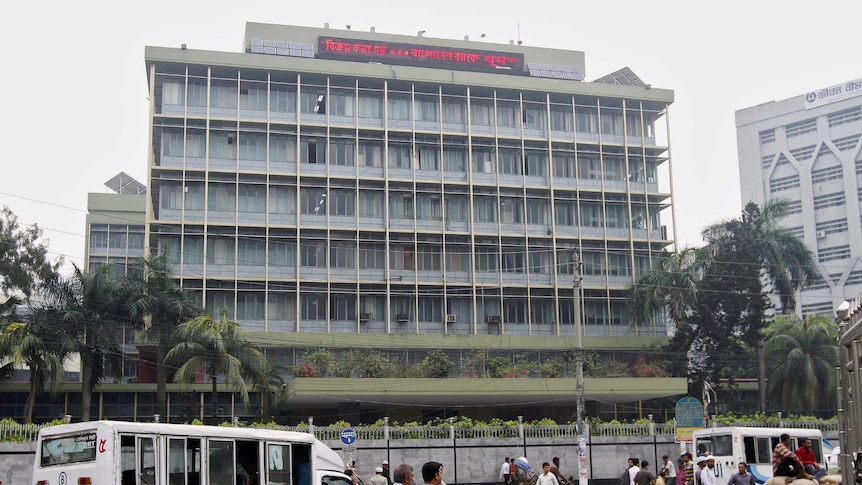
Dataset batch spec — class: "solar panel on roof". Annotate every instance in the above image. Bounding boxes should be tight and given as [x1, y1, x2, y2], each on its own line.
[251, 39, 263, 46]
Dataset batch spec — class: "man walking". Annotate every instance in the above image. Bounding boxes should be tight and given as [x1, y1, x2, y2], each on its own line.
[700, 456, 716, 485]
[660, 456, 676, 484]
[727, 462, 755, 485]
[538, 462, 561, 485]
[634, 461, 656, 485]
[501, 457, 511, 485]
[422, 462, 445, 485]
[371, 467, 388, 485]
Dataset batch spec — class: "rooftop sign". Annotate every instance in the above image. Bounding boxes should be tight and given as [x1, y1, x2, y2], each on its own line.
[804, 77, 862, 110]
[317, 36, 525, 74]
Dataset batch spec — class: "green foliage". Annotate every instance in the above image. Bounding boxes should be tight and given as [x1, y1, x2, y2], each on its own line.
[303, 348, 333, 376]
[418, 349, 454, 378]
[584, 352, 628, 377]
[0, 206, 61, 297]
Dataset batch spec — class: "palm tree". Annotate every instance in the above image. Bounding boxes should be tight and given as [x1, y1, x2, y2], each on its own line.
[123, 252, 201, 419]
[166, 309, 269, 421]
[0, 304, 71, 423]
[47, 264, 124, 421]
[702, 199, 815, 411]
[627, 247, 709, 330]
[764, 314, 838, 414]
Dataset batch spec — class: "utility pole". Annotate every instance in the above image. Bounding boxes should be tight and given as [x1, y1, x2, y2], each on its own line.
[572, 252, 588, 485]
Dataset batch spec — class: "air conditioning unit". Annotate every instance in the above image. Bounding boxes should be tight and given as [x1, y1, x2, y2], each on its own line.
[359, 312, 372, 322]
[816, 230, 827, 239]
[445, 314, 456, 323]
[487, 315, 502, 324]
[396, 313, 410, 322]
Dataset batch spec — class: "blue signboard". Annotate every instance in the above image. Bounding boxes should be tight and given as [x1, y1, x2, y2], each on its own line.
[674, 397, 705, 443]
[341, 428, 357, 445]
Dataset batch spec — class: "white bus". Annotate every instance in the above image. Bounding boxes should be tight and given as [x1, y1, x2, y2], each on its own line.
[692, 427, 832, 485]
[32, 420, 352, 485]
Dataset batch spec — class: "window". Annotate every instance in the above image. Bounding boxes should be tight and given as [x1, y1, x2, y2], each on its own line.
[330, 241, 356, 268]
[607, 253, 631, 276]
[551, 108, 574, 132]
[359, 242, 385, 269]
[270, 86, 296, 113]
[529, 249, 552, 274]
[769, 175, 801, 193]
[300, 91, 325, 114]
[389, 193, 414, 218]
[358, 93, 383, 119]
[160, 184, 183, 210]
[625, 112, 643, 136]
[811, 166, 843, 184]
[388, 144, 412, 169]
[813, 192, 845, 210]
[330, 140, 355, 166]
[359, 190, 383, 217]
[300, 188, 328, 215]
[187, 80, 207, 107]
[239, 133, 266, 161]
[443, 146, 467, 171]
[184, 183, 205, 210]
[818, 245, 851, 263]
[605, 204, 627, 228]
[240, 84, 267, 111]
[330, 189, 355, 216]
[300, 138, 326, 164]
[208, 183, 236, 212]
[300, 239, 327, 266]
[270, 135, 296, 163]
[90, 226, 108, 249]
[237, 184, 266, 213]
[268, 239, 296, 266]
[236, 292, 265, 319]
[575, 108, 598, 133]
[498, 149, 522, 175]
[527, 199, 548, 224]
[442, 100, 465, 124]
[475, 247, 499, 271]
[206, 237, 235, 265]
[828, 108, 861, 127]
[162, 79, 184, 106]
[472, 149, 496, 173]
[269, 185, 296, 214]
[445, 195, 468, 221]
[329, 91, 354, 116]
[418, 297, 443, 322]
[210, 81, 237, 109]
[389, 245, 414, 270]
[209, 132, 237, 159]
[445, 250, 470, 272]
[785, 119, 817, 138]
[553, 153, 576, 178]
[417, 245, 442, 270]
[501, 248, 525, 273]
[331, 295, 356, 320]
[578, 156, 601, 179]
[582, 251, 604, 275]
[186, 133, 206, 158]
[415, 97, 439, 122]
[580, 203, 603, 227]
[470, 102, 493, 126]
[358, 142, 383, 167]
[504, 298, 526, 323]
[163, 131, 184, 157]
[500, 198, 524, 224]
[388, 96, 411, 120]
[300, 293, 327, 320]
[416, 193, 442, 220]
[525, 152, 548, 176]
[604, 157, 625, 181]
[555, 201, 577, 226]
[417, 145, 439, 170]
[473, 196, 497, 222]
[497, 104, 520, 128]
[600, 111, 622, 135]
[523, 106, 546, 129]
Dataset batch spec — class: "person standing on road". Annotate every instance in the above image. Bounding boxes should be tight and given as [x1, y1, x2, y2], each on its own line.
[700, 456, 716, 485]
[501, 457, 511, 485]
[537, 462, 561, 485]
[370, 467, 388, 485]
[629, 458, 642, 485]
[393, 464, 415, 485]
[660, 455, 676, 484]
[550, 457, 566, 485]
[422, 462, 445, 485]
[683, 454, 694, 485]
[634, 460, 656, 485]
[727, 462, 755, 485]
[383, 461, 393, 485]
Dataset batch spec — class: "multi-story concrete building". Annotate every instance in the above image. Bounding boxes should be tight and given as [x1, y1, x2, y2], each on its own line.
[0, 23, 686, 424]
[736, 77, 862, 316]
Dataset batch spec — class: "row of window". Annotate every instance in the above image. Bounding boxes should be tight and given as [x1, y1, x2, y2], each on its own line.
[156, 182, 663, 229]
[89, 225, 146, 250]
[159, 78, 656, 137]
[159, 131, 661, 180]
[156, 236, 651, 275]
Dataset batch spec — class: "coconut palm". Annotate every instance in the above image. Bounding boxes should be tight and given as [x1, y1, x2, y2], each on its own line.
[0, 303, 71, 423]
[122, 252, 201, 418]
[765, 314, 838, 413]
[47, 263, 124, 421]
[166, 308, 269, 421]
[702, 199, 815, 411]
[627, 247, 709, 330]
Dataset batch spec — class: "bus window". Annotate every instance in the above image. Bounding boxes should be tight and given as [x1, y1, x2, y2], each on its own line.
[268, 444, 292, 485]
[121, 435, 135, 485]
[293, 444, 312, 485]
[743, 437, 757, 464]
[169, 438, 202, 485]
[139, 437, 156, 485]
[713, 435, 732, 456]
[695, 438, 712, 456]
[40, 431, 97, 466]
[756, 438, 771, 464]
[237, 440, 260, 485]
[209, 440, 236, 485]
[322, 475, 353, 485]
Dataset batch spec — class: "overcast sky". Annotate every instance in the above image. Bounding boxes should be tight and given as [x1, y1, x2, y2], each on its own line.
[1, 0, 859, 274]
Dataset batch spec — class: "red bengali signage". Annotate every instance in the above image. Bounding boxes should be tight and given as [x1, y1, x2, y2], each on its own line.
[318, 36, 525, 73]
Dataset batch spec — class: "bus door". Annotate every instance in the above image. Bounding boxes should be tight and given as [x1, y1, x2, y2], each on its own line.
[120, 434, 159, 485]
[266, 443, 293, 485]
[167, 437, 201, 485]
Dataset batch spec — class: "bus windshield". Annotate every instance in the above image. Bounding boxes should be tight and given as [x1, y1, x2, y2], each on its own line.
[41, 431, 98, 467]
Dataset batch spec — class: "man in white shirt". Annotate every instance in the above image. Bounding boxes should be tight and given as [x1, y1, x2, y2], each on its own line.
[500, 458, 511, 485]
[537, 462, 561, 485]
[699, 456, 716, 485]
[660, 456, 676, 483]
[629, 458, 641, 485]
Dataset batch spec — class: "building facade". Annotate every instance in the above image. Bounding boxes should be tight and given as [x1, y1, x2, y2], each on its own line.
[736, 77, 862, 316]
[0, 23, 683, 424]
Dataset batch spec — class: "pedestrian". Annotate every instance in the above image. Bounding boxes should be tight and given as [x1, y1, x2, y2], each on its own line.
[422, 462, 445, 485]
[371, 467, 388, 485]
[675, 456, 686, 485]
[383, 462, 393, 485]
[727, 462, 755, 485]
[660, 455, 676, 483]
[550, 457, 566, 485]
[694, 456, 706, 485]
[683, 454, 694, 485]
[629, 458, 642, 485]
[634, 460, 656, 485]
[619, 459, 634, 485]
[501, 457, 511, 485]
[538, 462, 561, 485]
[394, 464, 416, 485]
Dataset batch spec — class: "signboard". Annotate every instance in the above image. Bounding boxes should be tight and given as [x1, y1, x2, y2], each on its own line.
[318, 37, 525, 74]
[340, 428, 357, 445]
[674, 397, 705, 443]
[804, 77, 862, 110]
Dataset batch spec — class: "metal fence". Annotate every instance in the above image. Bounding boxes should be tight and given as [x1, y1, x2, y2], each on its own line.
[0, 419, 838, 442]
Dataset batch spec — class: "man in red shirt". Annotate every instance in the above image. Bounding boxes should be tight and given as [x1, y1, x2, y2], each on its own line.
[795, 438, 826, 479]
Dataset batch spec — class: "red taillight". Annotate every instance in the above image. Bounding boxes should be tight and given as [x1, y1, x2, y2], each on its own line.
[78, 479, 92, 485]
[36, 481, 48, 485]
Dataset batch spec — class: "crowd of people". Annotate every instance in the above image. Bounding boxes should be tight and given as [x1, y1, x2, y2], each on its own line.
[346, 461, 446, 485]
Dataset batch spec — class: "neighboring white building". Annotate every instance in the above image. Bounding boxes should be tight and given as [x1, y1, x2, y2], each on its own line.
[736, 77, 862, 316]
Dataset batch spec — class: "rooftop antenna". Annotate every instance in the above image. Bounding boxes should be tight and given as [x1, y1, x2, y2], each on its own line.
[517, 22, 523, 45]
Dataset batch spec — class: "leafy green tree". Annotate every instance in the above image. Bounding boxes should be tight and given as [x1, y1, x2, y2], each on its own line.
[420, 349, 454, 378]
[47, 264, 124, 421]
[702, 200, 815, 411]
[122, 252, 201, 418]
[0, 206, 61, 297]
[0, 307, 71, 423]
[166, 309, 270, 420]
[627, 247, 709, 330]
[764, 314, 838, 414]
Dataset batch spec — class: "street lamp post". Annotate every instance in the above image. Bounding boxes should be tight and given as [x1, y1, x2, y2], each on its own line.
[572, 252, 588, 485]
